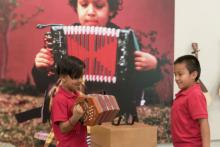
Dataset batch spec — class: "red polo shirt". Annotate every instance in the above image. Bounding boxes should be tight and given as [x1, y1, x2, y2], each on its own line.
[51, 87, 87, 147]
[171, 83, 208, 147]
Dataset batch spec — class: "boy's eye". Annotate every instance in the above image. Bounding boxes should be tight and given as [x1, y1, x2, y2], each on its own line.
[93, 0, 106, 9]
[80, 2, 88, 7]
[95, 2, 105, 9]
[178, 73, 183, 77]
[174, 72, 183, 77]
[79, 0, 88, 7]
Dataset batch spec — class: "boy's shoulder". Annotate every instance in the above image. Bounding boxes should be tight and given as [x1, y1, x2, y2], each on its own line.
[176, 84, 204, 101]
[186, 84, 206, 102]
[186, 83, 203, 95]
[48, 87, 65, 103]
[53, 88, 67, 99]
[189, 84, 203, 95]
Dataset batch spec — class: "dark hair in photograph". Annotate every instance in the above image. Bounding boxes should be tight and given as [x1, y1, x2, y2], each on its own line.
[174, 55, 201, 81]
[69, 0, 123, 19]
[56, 55, 85, 79]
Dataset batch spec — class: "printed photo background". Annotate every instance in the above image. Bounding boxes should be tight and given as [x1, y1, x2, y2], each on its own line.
[0, 0, 174, 145]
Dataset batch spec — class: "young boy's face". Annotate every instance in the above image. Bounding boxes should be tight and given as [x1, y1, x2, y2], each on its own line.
[174, 63, 197, 90]
[77, 0, 113, 26]
[62, 75, 78, 92]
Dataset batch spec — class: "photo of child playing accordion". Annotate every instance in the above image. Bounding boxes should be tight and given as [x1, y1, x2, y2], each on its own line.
[32, 0, 162, 119]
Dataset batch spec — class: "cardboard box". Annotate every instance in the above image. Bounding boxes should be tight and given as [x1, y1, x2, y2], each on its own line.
[91, 122, 157, 147]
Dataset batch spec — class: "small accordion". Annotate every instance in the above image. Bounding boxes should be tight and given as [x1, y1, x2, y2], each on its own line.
[41, 86, 120, 125]
[77, 94, 120, 126]
[39, 24, 140, 83]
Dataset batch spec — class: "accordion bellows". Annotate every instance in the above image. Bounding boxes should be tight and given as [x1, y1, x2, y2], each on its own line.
[77, 94, 120, 126]
[64, 26, 119, 83]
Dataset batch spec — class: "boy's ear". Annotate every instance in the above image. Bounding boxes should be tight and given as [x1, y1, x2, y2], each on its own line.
[191, 71, 198, 80]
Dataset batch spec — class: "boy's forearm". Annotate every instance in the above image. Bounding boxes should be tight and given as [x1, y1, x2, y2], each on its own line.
[69, 114, 81, 127]
[59, 115, 82, 133]
[59, 121, 73, 133]
[199, 118, 210, 147]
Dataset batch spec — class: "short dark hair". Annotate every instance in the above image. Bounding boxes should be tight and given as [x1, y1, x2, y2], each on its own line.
[69, 0, 123, 19]
[56, 55, 85, 79]
[174, 55, 201, 81]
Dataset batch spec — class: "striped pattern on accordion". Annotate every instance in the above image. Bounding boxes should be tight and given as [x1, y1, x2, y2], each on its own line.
[49, 25, 139, 83]
[77, 94, 120, 126]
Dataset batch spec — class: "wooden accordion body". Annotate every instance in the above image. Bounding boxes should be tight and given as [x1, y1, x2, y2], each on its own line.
[77, 94, 120, 126]
[47, 25, 140, 83]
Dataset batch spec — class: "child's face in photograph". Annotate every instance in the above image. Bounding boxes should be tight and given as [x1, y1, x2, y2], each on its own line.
[174, 63, 197, 90]
[77, 0, 113, 26]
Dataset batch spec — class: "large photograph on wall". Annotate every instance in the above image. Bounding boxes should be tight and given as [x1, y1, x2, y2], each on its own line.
[0, 0, 174, 145]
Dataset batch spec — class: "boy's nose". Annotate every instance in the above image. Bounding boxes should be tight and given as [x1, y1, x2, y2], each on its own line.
[174, 76, 179, 81]
[87, 4, 96, 15]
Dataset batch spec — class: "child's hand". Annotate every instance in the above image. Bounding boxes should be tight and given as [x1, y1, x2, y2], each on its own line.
[34, 48, 54, 68]
[134, 51, 158, 71]
[59, 104, 85, 132]
[72, 104, 85, 121]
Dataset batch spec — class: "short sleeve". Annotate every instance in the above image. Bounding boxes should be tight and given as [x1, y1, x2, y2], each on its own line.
[51, 94, 69, 123]
[187, 92, 208, 120]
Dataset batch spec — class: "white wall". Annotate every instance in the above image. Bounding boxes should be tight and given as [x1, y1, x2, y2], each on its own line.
[174, 0, 220, 140]
[159, 0, 220, 146]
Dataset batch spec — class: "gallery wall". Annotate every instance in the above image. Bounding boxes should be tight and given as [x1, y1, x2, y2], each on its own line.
[174, 0, 220, 141]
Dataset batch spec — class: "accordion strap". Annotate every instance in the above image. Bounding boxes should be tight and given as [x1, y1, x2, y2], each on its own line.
[44, 128, 56, 147]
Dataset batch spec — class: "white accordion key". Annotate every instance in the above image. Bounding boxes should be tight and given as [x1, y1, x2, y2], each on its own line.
[74, 25, 79, 35]
[96, 75, 100, 82]
[63, 26, 68, 35]
[112, 76, 117, 84]
[100, 76, 103, 82]
[70, 26, 74, 35]
[86, 75, 89, 81]
[93, 75, 96, 82]
[82, 25, 86, 35]
[89, 75, 93, 81]
[104, 76, 108, 83]
[102, 27, 107, 36]
[107, 76, 111, 83]
[111, 28, 116, 37]
[116, 29, 120, 38]
[90, 26, 95, 35]
[107, 28, 111, 36]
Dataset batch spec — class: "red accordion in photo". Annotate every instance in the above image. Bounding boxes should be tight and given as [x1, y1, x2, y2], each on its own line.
[44, 25, 139, 84]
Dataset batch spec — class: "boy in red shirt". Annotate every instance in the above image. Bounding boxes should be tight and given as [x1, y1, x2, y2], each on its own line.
[51, 55, 87, 147]
[171, 55, 210, 147]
